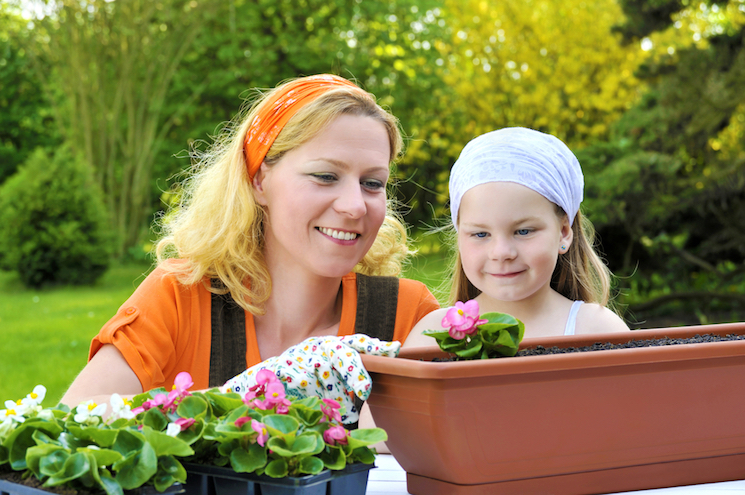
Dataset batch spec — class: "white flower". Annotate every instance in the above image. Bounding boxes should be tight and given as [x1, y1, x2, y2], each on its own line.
[21, 385, 46, 408]
[110, 394, 135, 420]
[3, 400, 28, 420]
[166, 422, 182, 437]
[74, 400, 107, 424]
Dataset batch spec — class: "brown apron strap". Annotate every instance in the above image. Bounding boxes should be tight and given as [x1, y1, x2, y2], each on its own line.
[209, 279, 247, 388]
[349, 273, 399, 429]
[353, 273, 399, 341]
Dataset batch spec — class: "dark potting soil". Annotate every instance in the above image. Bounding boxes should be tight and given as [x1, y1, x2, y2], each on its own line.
[0, 470, 82, 495]
[516, 333, 745, 357]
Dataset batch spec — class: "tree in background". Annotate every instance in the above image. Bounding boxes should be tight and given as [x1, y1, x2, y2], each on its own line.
[394, 0, 649, 229]
[579, 0, 745, 325]
[0, 5, 59, 184]
[20, 0, 216, 256]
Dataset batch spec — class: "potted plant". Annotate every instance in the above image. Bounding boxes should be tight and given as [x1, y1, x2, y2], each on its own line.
[361, 301, 745, 495]
[1, 370, 385, 495]
[130, 370, 385, 495]
[0, 386, 186, 495]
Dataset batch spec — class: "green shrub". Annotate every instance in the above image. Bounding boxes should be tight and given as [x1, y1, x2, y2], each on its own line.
[0, 146, 114, 287]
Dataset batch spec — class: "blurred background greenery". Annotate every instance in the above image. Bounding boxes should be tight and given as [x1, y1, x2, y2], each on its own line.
[1, 0, 745, 405]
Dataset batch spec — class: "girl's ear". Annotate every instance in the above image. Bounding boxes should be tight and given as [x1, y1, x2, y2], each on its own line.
[252, 163, 269, 206]
[559, 215, 574, 254]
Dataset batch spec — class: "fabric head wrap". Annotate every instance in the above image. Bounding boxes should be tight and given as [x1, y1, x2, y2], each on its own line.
[244, 74, 367, 181]
[449, 127, 584, 229]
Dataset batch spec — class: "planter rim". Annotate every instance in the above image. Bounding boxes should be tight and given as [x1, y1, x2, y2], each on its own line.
[363, 322, 745, 379]
[182, 461, 374, 485]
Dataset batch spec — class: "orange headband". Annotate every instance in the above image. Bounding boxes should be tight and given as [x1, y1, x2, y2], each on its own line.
[244, 74, 366, 181]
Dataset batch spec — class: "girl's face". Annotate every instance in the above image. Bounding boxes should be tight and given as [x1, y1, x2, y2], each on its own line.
[457, 181, 573, 304]
[253, 114, 390, 280]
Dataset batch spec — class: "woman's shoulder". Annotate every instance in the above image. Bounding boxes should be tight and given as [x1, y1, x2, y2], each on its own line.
[576, 302, 630, 334]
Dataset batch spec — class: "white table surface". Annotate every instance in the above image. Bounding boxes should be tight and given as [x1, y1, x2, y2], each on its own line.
[366, 454, 745, 495]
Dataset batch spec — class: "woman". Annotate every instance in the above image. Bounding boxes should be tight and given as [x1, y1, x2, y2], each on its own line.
[61, 74, 439, 408]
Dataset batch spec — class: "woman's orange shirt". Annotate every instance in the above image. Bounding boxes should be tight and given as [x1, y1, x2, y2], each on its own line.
[90, 267, 439, 392]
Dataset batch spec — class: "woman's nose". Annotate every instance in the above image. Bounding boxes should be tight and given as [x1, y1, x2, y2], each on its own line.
[333, 182, 367, 218]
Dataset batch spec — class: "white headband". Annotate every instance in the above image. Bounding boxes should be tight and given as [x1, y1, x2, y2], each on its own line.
[449, 127, 584, 229]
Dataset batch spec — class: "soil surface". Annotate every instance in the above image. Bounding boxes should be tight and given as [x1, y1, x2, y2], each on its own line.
[516, 333, 745, 357]
[0, 470, 81, 495]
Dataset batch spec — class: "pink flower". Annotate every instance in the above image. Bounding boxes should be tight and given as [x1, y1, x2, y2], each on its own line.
[173, 372, 194, 395]
[253, 381, 291, 413]
[251, 419, 269, 447]
[235, 416, 251, 428]
[323, 425, 349, 446]
[442, 300, 488, 340]
[320, 398, 342, 423]
[244, 369, 279, 404]
[174, 417, 195, 431]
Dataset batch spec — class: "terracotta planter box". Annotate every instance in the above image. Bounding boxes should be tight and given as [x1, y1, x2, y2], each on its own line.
[182, 462, 373, 495]
[361, 322, 745, 495]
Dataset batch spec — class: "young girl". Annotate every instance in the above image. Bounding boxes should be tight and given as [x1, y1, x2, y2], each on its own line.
[408, 127, 628, 342]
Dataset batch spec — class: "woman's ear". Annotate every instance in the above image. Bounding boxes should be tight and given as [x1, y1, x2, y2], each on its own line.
[559, 216, 574, 254]
[252, 163, 269, 206]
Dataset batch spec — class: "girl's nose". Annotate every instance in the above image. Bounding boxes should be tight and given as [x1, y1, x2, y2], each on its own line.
[333, 182, 367, 219]
[488, 237, 517, 261]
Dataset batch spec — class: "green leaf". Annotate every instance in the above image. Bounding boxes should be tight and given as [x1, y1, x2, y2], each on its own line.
[319, 445, 346, 470]
[141, 426, 194, 457]
[263, 414, 300, 437]
[348, 446, 375, 465]
[44, 452, 90, 486]
[298, 456, 324, 475]
[7, 419, 63, 470]
[154, 456, 186, 491]
[78, 447, 123, 467]
[113, 441, 158, 490]
[28, 444, 68, 478]
[66, 425, 119, 447]
[229, 442, 267, 473]
[112, 429, 145, 457]
[264, 458, 289, 478]
[347, 428, 387, 449]
[454, 339, 482, 358]
[97, 469, 124, 495]
[204, 391, 244, 416]
[265, 432, 319, 457]
[176, 396, 208, 422]
[142, 408, 169, 432]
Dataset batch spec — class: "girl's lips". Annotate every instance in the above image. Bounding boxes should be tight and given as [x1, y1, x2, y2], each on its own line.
[490, 270, 524, 278]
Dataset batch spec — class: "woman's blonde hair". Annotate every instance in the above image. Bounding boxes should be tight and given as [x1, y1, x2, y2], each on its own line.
[155, 78, 408, 314]
[449, 206, 614, 309]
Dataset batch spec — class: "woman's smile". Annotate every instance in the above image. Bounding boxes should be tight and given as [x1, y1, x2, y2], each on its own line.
[316, 227, 361, 243]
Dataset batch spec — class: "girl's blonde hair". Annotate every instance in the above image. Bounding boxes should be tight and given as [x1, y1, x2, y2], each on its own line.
[155, 79, 408, 314]
[449, 207, 614, 308]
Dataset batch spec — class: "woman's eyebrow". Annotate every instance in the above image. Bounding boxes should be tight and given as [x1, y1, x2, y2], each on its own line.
[307, 158, 389, 175]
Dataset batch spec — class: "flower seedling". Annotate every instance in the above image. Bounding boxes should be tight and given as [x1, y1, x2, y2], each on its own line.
[423, 300, 525, 359]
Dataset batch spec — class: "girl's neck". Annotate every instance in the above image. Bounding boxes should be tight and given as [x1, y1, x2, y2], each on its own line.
[476, 287, 571, 338]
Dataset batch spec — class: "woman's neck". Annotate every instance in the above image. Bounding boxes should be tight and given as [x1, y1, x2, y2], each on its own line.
[253, 266, 344, 359]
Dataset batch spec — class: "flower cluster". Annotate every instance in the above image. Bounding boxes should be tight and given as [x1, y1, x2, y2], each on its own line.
[424, 299, 525, 360]
[0, 371, 386, 494]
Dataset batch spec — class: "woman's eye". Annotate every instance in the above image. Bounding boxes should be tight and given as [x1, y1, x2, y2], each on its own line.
[311, 173, 336, 183]
[362, 179, 385, 190]
[516, 229, 532, 236]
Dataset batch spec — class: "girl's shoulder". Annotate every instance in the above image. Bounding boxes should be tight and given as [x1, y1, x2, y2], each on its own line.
[576, 302, 630, 334]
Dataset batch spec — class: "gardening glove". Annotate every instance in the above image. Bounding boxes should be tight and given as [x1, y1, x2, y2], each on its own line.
[222, 334, 400, 425]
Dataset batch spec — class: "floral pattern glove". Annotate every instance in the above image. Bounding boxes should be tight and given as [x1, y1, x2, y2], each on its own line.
[222, 334, 401, 424]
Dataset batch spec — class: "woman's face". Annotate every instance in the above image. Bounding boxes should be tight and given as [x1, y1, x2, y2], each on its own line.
[253, 114, 391, 280]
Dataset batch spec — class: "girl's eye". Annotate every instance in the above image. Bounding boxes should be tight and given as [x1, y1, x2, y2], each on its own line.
[516, 229, 532, 236]
[472, 232, 488, 238]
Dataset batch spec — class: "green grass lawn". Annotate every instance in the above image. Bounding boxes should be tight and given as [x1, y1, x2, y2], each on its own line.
[0, 262, 155, 407]
[0, 250, 450, 408]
